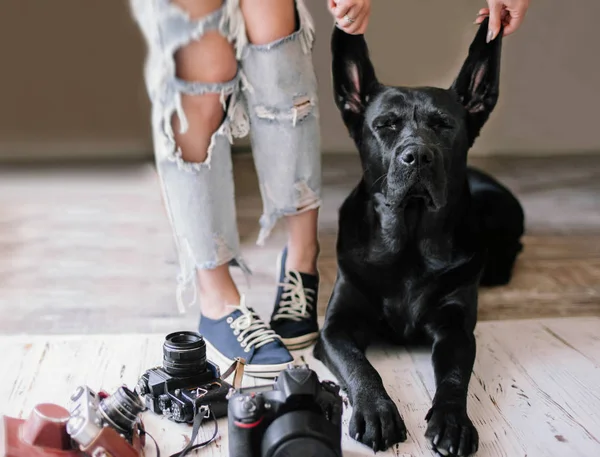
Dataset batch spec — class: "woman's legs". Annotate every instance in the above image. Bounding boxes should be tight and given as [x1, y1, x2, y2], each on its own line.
[160, 0, 320, 318]
[240, 1, 320, 276]
[240, 0, 322, 349]
[240, 0, 296, 44]
[130, 0, 296, 377]
[285, 211, 319, 275]
[131, 0, 321, 373]
[171, 0, 319, 318]
[169, 0, 241, 320]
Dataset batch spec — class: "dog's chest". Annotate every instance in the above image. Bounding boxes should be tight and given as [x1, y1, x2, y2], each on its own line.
[377, 276, 430, 342]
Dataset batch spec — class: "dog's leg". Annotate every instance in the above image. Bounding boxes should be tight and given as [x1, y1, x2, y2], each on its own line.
[313, 276, 407, 452]
[423, 305, 478, 457]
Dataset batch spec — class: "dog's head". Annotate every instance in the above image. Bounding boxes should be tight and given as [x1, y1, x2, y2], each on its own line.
[332, 19, 502, 212]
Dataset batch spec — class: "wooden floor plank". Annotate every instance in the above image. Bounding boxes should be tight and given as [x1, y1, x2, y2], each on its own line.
[2, 319, 600, 456]
[482, 319, 600, 457]
[541, 318, 600, 366]
[1, 340, 48, 418]
[487, 320, 600, 433]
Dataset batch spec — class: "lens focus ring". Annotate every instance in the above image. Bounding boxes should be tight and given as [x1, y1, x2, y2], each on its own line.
[162, 331, 207, 377]
[99, 386, 145, 434]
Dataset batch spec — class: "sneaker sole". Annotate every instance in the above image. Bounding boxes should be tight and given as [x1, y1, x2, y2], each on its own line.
[204, 339, 292, 379]
[281, 332, 319, 351]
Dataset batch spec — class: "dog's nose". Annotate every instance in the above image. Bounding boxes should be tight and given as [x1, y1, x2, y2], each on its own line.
[399, 147, 434, 167]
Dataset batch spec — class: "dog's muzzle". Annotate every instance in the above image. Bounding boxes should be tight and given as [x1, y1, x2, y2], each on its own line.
[384, 144, 446, 211]
[397, 145, 435, 169]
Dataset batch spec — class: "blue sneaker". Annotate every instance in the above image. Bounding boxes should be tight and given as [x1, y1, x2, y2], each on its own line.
[199, 296, 294, 379]
[270, 247, 320, 350]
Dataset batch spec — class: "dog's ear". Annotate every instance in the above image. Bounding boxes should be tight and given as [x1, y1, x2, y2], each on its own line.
[331, 26, 379, 134]
[450, 18, 503, 146]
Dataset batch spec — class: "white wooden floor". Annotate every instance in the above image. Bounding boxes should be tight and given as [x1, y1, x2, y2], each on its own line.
[2, 317, 600, 457]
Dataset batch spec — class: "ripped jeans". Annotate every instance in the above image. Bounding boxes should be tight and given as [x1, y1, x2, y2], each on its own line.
[129, 0, 322, 312]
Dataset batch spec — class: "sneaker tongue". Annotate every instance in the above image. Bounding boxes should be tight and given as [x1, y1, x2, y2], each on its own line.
[227, 309, 244, 319]
[289, 270, 319, 291]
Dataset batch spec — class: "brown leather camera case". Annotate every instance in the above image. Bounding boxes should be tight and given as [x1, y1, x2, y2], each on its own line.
[2, 403, 82, 457]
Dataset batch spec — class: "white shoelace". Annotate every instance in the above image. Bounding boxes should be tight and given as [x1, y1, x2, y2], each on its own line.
[226, 295, 282, 352]
[272, 271, 315, 322]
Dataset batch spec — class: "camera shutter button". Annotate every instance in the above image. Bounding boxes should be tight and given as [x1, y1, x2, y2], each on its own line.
[242, 400, 256, 413]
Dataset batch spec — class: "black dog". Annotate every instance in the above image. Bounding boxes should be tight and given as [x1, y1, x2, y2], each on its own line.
[313, 19, 524, 456]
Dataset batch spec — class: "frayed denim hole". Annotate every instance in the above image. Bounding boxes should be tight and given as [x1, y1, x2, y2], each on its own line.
[255, 180, 321, 246]
[253, 94, 315, 127]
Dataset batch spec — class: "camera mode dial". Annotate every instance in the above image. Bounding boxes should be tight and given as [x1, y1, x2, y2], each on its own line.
[230, 394, 265, 425]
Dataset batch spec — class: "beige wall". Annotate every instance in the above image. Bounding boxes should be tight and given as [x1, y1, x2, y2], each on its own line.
[0, 1, 151, 161]
[0, 1, 598, 161]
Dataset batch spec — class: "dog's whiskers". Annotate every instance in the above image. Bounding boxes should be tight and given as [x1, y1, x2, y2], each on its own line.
[371, 172, 388, 190]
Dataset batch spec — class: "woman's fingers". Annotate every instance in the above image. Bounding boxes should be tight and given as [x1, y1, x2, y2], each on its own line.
[333, 0, 352, 20]
[502, 12, 525, 36]
[502, 1, 529, 36]
[357, 12, 370, 34]
[340, 6, 361, 31]
[334, 1, 368, 35]
[475, 8, 489, 24]
[346, 13, 368, 34]
[476, 8, 509, 24]
[486, 1, 504, 42]
[476, 7, 516, 35]
[328, 0, 337, 14]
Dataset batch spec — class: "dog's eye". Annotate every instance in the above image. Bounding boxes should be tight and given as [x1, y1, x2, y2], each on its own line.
[374, 117, 400, 131]
[428, 113, 454, 130]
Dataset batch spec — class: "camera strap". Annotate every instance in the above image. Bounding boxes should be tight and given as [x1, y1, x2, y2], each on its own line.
[220, 356, 246, 390]
[142, 405, 217, 457]
[167, 405, 218, 457]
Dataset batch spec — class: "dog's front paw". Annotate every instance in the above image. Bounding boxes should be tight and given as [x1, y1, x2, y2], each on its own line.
[425, 406, 478, 456]
[350, 394, 407, 452]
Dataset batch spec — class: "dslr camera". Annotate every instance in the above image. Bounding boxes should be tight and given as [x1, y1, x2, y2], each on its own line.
[136, 331, 232, 424]
[228, 363, 344, 457]
[66, 385, 146, 457]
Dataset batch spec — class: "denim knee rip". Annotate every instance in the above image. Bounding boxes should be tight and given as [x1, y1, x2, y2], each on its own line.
[130, 0, 322, 313]
[142, 1, 251, 170]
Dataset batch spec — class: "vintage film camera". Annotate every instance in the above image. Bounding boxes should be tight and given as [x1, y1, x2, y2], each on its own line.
[2, 385, 145, 457]
[66, 385, 146, 457]
[228, 362, 344, 457]
[136, 331, 240, 424]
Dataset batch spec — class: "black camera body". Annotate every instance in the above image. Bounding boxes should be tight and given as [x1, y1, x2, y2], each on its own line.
[228, 364, 344, 457]
[136, 331, 231, 424]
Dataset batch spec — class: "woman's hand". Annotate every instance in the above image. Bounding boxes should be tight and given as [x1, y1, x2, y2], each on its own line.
[475, 0, 530, 42]
[328, 0, 371, 35]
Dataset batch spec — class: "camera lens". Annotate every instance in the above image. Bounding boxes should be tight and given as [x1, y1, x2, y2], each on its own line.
[162, 331, 207, 377]
[99, 386, 145, 434]
[261, 411, 342, 457]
